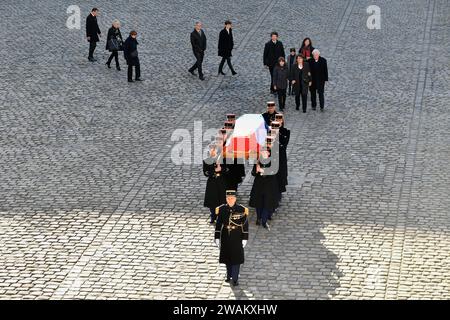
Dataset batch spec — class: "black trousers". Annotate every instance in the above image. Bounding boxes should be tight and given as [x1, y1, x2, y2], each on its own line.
[226, 264, 240, 282]
[218, 57, 235, 73]
[189, 51, 204, 77]
[269, 65, 275, 92]
[295, 91, 308, 112]
[310, 85, 325, 109]
[88, 41, 97, 58]
[107, 51, 119, 67]
[128, 62, 141, 81]
[277, 88, 287, 110]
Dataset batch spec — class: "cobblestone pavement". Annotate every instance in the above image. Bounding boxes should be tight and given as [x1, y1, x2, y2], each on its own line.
[0, 0, 449, 299]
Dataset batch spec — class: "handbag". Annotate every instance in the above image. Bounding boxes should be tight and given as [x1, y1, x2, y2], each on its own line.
[108, 38, 120, 51]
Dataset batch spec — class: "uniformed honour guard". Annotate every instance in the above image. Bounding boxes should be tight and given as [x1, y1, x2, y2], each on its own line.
[214, 190, 249, 286]
[203, 143, 227, 224]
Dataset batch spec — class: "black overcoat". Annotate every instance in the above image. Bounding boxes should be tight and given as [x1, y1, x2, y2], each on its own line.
[86, 14, 101, 42]
[249, 161, 279, 211]
[276, 127, 290, 193]
[123, 36, 139, 66]
[191, 29, 207, 55]
[272, 64, 289, 90]
[308, 56, 328, 90]
[203, 157, 227, 208]
[263, 40, 285, 67]
[106, 27, 123, 51]
[218, 28, 234, 57]
[290, 62, 312, 96]
[215, 204, 249, 265]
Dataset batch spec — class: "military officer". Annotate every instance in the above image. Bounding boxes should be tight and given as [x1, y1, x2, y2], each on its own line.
[215, 190, 249, 286]
[203, 143, 227, 224]
[262, 101, 280, 127]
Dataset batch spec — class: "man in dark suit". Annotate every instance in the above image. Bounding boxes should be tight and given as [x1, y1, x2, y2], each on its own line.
[308, 49, 328, 111]
[189, 21, 207, 80]
[86, 8, 101, 62]
[218, 20, 236, 76]
[263, 32, 285, 94]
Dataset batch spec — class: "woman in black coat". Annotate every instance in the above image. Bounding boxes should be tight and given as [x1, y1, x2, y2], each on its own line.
[218, 20, 237, 75]
[299, 37, 314, 61]
[123, 30, 141, 82]
[203, 145, 227, 223]
[105, 20, 123, 70]
[272, 57, 289, 110]
[249, 150, 279, 229]
[290, 55, 312, 112]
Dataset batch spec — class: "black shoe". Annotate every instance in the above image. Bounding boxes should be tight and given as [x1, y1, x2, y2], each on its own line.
[232, 280, 239, 287]
[256, 218, 261, 225]
[303, 110, 307, 113]
[135, 78, 143, 81]
[320, 107, 324, 112]
[106, 62, 111, 68]
[189, 69, 196, 75]
[262, 223, 270, 230]
[231, 71, 237, 75]
[312, 107, 317, 111]
[225, 277, 231, 283]
[116, 66, 121, 71]
[218, 71, 226, 75]
[88, 57, 95, 62]
[296, 107, 299, 110]
[128, 79, 134, 83]
[199, 76, 205, 81]
[268, 216, 272, 221]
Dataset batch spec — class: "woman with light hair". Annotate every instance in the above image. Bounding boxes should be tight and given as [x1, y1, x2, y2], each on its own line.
[105, 19, 123, 70]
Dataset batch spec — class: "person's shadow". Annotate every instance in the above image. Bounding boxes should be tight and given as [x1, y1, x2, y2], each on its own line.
[227, 184, 343, 299]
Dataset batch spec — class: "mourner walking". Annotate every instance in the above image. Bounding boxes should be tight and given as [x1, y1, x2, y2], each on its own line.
[263, 32, 285, 94]
[299, 37, 314, 60]
[272, 57, 289, 110]
[86, 8, 101, 62]
[291, 55, 312, 112]
[105, 19, 123, 71]
[218, 20, 237, 75]
[189, 21, 207, 81]
[203, 144, 227, 224]
[215, 190, 249, 286]
[286, 48, 297, 95]
[309, 49, 328, 111]
[123, 30, 142, 82]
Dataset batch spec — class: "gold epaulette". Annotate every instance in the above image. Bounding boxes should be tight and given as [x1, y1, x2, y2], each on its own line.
[243, 206, 249, 215]
[215, 204, 225, 215]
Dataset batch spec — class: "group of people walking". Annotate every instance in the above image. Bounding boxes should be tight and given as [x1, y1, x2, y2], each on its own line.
[264, 35, 329, 112]
[203, 103, 290, 286]
[85, 7, 142, 82]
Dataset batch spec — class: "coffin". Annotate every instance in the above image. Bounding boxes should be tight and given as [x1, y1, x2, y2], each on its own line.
[223, 114, 267, 159]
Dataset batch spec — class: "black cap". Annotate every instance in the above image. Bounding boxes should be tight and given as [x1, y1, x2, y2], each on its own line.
[226, 114, 236, 120]
[226, 190, 237, 197]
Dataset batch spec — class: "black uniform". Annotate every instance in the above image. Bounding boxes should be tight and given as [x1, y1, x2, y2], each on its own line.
[262, 111, 280, 127]
[276, 127, 290, 195]
[203, 157, 227, 222]
[215, 203, 249, 282]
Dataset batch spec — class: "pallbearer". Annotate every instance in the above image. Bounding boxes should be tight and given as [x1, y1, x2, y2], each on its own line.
[262, 101, 280, 127]
[215, 190, 249, 286]
[203, 143, 227, 224]
[249, 138, 279, 230]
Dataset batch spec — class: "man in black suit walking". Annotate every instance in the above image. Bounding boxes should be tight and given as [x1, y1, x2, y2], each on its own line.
[86, 8, 101, 62]
[308, 49, 328, 111]
[189, 21, 207, 80]
[263, 32, 285, 94]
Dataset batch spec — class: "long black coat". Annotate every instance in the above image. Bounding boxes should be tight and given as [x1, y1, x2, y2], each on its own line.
[215, 204, 249, 265]
[276, 127, 290, 193]
[249, 161, 279, 211]
[191, 29, 207, 55]
[290, 62, 312, 95]
[263, 40, 285, 67]
[106, 27, 123, 51]
[218, 28, 234, 57]
[309, 56, 328, 90]
[224, 158, 245, 190]
[262, 111, 280, 127]
[203, 158, 227, 208]
[123, 36, 139, 66]
[86, 14, 101, 42]
[272, 64, 289, 90]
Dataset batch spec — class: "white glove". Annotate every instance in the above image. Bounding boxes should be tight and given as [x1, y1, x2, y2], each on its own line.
[215, 239, 220, 247]
[242, 240, 247, 248]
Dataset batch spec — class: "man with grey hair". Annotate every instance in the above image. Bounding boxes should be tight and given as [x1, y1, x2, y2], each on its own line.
[189, 21, 207, 80]
[308, 49, 328, 111]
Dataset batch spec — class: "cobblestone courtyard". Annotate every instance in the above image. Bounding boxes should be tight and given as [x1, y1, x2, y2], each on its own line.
[0, 0, 449, 299]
